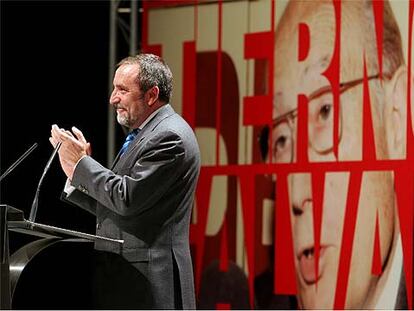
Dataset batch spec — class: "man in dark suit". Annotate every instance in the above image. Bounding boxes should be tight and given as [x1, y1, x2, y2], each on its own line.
[50, 53, 200, 309]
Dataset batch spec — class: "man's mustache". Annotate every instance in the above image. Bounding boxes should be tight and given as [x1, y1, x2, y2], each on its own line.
[114, 104, 126, 110]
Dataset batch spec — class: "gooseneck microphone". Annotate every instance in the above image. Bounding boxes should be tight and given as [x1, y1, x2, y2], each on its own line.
[28, 142, 62, 223]
[0, 143, 38, 183]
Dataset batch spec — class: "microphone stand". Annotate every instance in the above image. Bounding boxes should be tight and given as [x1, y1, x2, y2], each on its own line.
[28, 142, 61, 224]
[0, 143, 38, 183]
[21, 141, 123, 243]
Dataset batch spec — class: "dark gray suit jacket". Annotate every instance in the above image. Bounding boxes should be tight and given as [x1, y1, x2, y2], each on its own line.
[65, 104, 200, 309]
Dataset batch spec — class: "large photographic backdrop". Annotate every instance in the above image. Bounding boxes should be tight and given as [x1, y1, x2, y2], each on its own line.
[143, 0, 413, 309]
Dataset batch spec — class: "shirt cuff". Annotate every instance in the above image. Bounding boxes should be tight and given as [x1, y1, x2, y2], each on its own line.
[63, 155, 88, 195]
[63, 178, 76, 195]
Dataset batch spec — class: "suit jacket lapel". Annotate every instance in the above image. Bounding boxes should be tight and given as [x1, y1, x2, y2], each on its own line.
[111, 104, 175, 172]
[110, 152, 122, 170]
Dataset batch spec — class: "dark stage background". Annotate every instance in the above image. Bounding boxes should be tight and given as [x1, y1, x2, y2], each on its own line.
[1, 1, 124, 245]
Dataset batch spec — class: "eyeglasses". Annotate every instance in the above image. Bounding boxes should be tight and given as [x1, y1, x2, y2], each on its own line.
[259, 74, 382, 163]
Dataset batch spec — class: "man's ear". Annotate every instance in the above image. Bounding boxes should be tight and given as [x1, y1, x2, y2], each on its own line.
[145, 86, 160, 107]
[385, 66, 408, 159]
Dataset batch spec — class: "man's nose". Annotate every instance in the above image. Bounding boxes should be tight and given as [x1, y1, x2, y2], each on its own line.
[289, 173, 312, 216]
[109, 90, 119, 106]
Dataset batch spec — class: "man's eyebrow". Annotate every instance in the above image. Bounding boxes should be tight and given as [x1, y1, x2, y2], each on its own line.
[115, 83, 128, 90]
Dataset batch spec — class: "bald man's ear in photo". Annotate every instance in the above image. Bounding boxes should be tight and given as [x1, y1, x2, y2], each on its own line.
[384, 66, 410, 159]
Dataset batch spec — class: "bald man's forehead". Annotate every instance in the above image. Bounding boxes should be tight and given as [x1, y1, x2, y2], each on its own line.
[274, 1, 337, 106]
[274, 0, 370, 91]
[277, 1, 336, 43]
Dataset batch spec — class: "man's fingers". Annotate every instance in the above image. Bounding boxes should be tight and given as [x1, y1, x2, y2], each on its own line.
[54, 129, 83, 148]
[86, 142, 92, 156]
[51, 124, 86, 157]
[51, 124, 68, 141]
[49, 137, 58, 148]
[72, 126, 87, 144]
[59, 130, 72, 141]
[51, 128, 63, 143]
[65, 130, 74, 137]
[51, 124, 60, 138]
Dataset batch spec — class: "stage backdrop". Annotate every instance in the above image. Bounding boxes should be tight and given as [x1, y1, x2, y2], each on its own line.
[144, 0, 412, 309]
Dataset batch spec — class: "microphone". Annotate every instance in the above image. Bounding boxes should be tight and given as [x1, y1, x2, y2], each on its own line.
[28, 142, 62, 223]
[0, 143, 38, 183]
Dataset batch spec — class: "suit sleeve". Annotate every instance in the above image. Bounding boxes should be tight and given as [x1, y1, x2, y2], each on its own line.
[61, 188, 97, 216]
[70, 130, 185, 217]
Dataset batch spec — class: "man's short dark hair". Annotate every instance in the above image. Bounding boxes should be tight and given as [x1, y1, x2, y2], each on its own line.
[118, 53, 173, 103]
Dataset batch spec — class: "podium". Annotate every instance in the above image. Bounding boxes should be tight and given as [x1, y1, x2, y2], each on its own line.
[0, 204, 152, 309]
